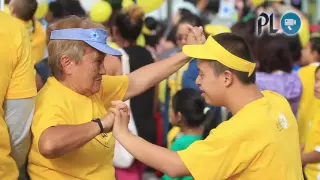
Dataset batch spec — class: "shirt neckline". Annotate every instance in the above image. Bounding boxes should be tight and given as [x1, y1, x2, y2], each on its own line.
[47, 77, 92, 102]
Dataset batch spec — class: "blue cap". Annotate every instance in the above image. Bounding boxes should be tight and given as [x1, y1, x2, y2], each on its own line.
[50, 28, 121, 56]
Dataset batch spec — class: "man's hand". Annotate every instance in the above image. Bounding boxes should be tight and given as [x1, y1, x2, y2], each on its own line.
[110, 101, 131, 138]
[186, 26, 206, 45]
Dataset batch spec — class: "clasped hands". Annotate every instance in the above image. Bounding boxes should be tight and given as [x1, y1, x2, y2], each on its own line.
[99, 100, 131, 138]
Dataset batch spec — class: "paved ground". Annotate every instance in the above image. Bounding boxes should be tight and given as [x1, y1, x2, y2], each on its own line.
[143, 172, 160, 180]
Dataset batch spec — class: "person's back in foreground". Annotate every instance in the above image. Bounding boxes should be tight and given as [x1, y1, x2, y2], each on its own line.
[110, 32, 303, 180]
[0, 11, 37, 179]
[255, 34, 302, 116]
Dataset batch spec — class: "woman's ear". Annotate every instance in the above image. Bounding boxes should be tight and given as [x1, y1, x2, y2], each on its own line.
[60, 55, 74, 75]
[223, 70, 233, 87]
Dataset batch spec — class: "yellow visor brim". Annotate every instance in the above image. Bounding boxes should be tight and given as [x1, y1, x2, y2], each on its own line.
[182, 36, 256, 76]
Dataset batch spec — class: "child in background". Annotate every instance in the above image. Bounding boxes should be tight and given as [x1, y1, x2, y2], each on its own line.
[163, 88, 208, 180]
[301, 66, 320, 180]
[163, 13, 204, 148]
[298, 37, 320, 145]
[9, 0, 46, 65]
[255, 34, 302, 116]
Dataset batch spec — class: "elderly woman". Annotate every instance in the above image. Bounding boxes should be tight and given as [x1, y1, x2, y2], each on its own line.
[27, 16, 203, 179]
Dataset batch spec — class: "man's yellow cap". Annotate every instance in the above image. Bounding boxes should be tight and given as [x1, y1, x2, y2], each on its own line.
[182, 35, 256, 76]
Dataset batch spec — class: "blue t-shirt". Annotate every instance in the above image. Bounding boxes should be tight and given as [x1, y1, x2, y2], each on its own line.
[182, 59, 200, 91]
[293, 64, 301, 71]
[35, 58, 50, 83]
[162, 134, 202, 180]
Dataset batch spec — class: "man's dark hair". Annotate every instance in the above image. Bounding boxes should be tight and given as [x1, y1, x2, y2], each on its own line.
[231, 18, 256, 51]
[178, 13, 203, 27]
[210, 33, 256, 85]
[11, 0, 38, 21]
[114, 5, 144, 43]
[256, 34, 293, 73]
[49, 0, 86, 20]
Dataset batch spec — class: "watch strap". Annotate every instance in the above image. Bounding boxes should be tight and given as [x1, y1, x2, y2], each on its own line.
[92, 118, 104, 134]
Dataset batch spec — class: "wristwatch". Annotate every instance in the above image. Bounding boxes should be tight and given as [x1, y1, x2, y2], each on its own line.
[92, 118, 104, 134]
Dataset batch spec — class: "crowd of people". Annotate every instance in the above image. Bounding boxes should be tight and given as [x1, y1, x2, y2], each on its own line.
[1, 0, 320, 179]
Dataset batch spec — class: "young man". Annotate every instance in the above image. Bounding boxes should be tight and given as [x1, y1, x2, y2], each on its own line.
[111, 33, 303, 179]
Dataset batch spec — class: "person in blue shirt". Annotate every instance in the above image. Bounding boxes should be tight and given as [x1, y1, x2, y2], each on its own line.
[182, 58, 199, 90]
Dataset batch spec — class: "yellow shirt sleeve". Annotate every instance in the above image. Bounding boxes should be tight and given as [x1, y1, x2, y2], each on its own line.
[178, 122, 258, 180]
[100, 75, 129, 108]
[6, 23, 37, 99]
[32, 104, 68, 143]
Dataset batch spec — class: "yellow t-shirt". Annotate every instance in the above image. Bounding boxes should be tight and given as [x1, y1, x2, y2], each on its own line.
[297, 63, 320, 144]
[304, 102, 320, 180]
[0, 11, 37, 179]
[178, 91, 303, 180]
[16, 18, 46, 64]
[28, 75, 129, 180]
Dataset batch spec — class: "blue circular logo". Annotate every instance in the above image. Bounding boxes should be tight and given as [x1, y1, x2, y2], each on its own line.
[280, 12, 301, 35]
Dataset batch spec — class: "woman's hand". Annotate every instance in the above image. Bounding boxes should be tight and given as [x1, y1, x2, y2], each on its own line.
[185, 26, 206, 45]
[110, 101, 131, 139]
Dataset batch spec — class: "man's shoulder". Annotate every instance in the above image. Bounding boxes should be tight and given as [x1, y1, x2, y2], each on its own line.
[222, 91, 294, 132]
[262, 90, 290, 107]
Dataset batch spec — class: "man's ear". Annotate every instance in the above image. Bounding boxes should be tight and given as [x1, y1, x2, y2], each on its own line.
[223, 70, 233, 87]
[60, 55, 74, 75]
